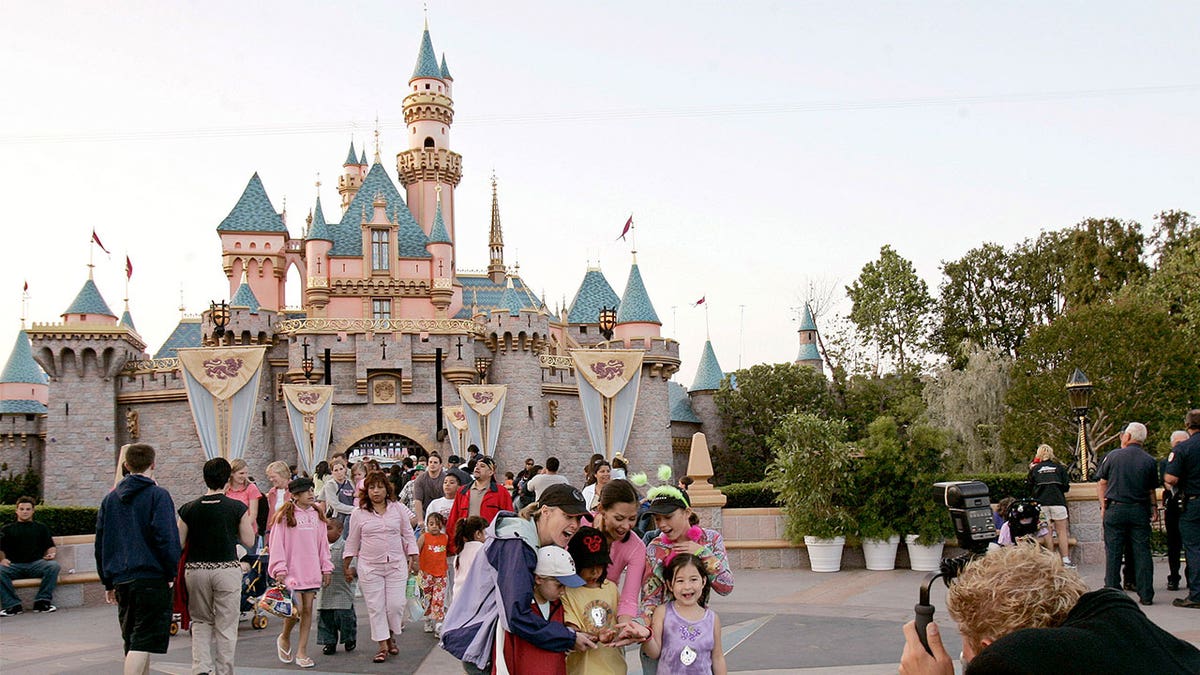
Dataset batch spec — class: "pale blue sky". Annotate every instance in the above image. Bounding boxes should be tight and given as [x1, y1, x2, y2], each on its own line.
[2, 2, 1197, 383]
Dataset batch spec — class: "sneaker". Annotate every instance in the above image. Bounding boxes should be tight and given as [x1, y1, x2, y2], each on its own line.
[0, 605, 23, 617]
[33, 601, 56, 613]
[322, 644, 336, 655]
[434, 622, 442, 638]
[344, 641, 356, 652]
[423, 619, 434, 633]
[1173, 597, 1200, 609]
[1062, 557, 1076, 569]
[1167, 579, 1180, 591]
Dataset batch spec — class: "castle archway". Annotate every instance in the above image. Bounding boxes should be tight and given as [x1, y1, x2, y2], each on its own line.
[332, 419, 437, 461]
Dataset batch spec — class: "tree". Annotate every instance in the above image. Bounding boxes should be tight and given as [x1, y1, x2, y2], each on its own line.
[1136, 225, 1200, 339]
[1001, 299, 1200, 462]
[923, 344, 1012, 472]
[840, 370, 925, 442]
[846, 245, 932, 371]
[1149, 209, 1197, 268]
[1061, 218, 1148, 309]
[766, 413, 855, 540]
[712, 363, 834, 485]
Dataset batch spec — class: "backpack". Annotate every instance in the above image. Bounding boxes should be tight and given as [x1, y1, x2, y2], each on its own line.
[1006, 499, 1042, 539]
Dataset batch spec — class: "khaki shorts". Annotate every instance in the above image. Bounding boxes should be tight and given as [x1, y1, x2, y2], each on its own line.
[1043, 505, 1069, 521]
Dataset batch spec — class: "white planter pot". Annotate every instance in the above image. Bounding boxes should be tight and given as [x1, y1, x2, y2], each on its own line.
[905, 534, 944, 572]
[803, 535, 846, 572]
[862, 535, 901, 571]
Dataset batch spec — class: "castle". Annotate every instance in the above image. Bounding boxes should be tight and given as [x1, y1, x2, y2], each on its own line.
[0, 24, 822, 507]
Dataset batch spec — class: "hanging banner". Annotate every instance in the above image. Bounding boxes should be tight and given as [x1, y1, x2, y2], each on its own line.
[570, 349, 643, 460]
[282, 384, 335, 476]
[178, 346, 268, 460]
[443, 405, 469, 457]
[458, 385, 508, 457]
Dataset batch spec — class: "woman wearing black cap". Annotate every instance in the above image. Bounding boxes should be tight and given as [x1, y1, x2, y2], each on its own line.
[442, 482, 599, 674]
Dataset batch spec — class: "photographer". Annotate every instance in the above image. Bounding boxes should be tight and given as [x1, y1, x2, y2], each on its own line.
[899, 542, 1200, 674]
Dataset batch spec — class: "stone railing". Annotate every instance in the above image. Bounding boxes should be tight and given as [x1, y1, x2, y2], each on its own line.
[539, 354, 575, 370]
[275, 317, 486, 336]
[123, 357, 180, 374]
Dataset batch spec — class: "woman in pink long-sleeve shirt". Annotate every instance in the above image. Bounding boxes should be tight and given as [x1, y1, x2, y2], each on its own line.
[343, 471, 419, 664]
[591, 479, 652, 644]
[268, 477, 332, 668]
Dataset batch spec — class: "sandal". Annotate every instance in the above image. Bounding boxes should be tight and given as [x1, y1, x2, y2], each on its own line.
[295, 656, 315, 669]
[276, 635, 293, 664]
[373, 649, 388, 663]
[387, 639, 399, 655]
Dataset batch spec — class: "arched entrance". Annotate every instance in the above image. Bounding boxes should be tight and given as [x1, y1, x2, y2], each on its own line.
[332, 419, 438, 461]
[346, 433, 424, 463]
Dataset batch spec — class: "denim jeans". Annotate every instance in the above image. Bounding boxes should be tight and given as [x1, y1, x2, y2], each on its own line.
[1180, 498, 1200, 603]
[1103, 501, 1154, 602]
[0, 558, 60, 608]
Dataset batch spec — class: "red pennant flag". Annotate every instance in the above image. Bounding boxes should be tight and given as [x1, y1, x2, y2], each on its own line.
[91, 229, 111, 255]
[693, 296, 706, 307]
[125, 256, 133, 280]
[23, 281, 28, 294]
[617, 215, 632, 241]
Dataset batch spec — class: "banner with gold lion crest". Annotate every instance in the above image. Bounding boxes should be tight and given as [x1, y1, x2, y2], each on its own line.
[282, 384, 335, 476]
[570, 349, 643, 460]
[178, 346, 268, 460]
[458, 385, 508, 457]
[443, 405, 469, 457]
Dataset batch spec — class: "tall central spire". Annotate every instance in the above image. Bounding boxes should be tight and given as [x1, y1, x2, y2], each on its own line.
[488, 173, 505, 284]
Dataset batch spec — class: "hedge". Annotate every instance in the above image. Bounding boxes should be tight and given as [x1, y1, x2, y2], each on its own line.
[720, 481, 777, 509]
[0, 506, 98, 536]
[950, 473, 1028, 503]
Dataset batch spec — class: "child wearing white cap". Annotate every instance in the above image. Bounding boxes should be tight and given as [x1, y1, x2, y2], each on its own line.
[498, 545, 584, 675]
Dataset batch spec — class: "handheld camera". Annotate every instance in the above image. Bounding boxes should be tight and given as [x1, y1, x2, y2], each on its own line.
[914, 480, 997, 654]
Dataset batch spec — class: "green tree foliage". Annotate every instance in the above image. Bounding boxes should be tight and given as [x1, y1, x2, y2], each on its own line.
[712, 363, 833, 484]
[1148, 209, 1197, 268]
[1138, 210, 1200, 339]
[840, 370, 925, 441]
[846, 245, 933, 371]
[851, 416, 953, 544]
[923, 345, 1013, 473]
[1001, 300, 1200, 460]
[766, 413, 855, 540]
[1062, 218, 1148, 309]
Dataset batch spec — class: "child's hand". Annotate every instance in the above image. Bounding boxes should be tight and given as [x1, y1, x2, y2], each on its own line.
[408, 554, 419, 571]
[344, 567, 356, 583]
[609, 620, 650, 647]
[572, 630, 598, 652]
[671, 540, 703, 555]
[321, 572, 331, 587]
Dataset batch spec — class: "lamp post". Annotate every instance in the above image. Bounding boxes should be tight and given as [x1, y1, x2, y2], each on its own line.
[474, 356, 491, 384]
[301, 338, 314, 384]
[1065, 368, 1095, 481]
[598, 306, 617, 341]
[209, 300, 230, 343]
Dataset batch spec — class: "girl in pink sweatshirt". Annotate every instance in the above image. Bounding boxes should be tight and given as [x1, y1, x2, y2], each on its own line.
[269, 477, 332, 669]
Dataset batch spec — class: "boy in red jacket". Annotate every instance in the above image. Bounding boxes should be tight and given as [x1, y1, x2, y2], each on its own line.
[500, 545, 584, 675]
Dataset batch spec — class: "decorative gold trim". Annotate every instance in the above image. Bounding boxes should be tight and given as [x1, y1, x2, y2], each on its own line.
[117, 390, 189, 404]
[277, 318, 484, 336]
[539, 354, 574, 370]
[307, 277, 328, 288]
[123, 358, 180, 374]
[541, 383, 578, 396]
[331, 277, 430, 297]
[433, 277, 452, 289]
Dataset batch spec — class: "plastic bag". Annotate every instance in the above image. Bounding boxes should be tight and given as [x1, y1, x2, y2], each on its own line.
[258, 584, 294, 619]
[407, 575, 424, 622]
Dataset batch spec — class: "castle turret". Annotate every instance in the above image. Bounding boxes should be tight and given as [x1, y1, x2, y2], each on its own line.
[338, 141, 367, 213]
[0, 331, 48, 411]
[613, 254, 662, 343]
[566, 265, 620, 345]
[427, 193, 454, 315]
[689, 340, 724, 392]
[62, 276, 117, 325]
[217, 172, 289, 312]
[304, 195, 333, 315]
[686, 339, 728, 473]
[487, 177, 505, 284]
[795, 303, 824, 372]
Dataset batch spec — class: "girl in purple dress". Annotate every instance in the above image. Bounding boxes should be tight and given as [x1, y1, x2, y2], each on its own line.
[642, 554, 726, 674]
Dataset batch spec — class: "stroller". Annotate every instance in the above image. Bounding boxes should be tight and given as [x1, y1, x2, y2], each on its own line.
[241, 549, 272, 630]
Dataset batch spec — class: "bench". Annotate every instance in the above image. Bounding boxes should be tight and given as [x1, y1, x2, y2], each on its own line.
[13, 572, 100, 589]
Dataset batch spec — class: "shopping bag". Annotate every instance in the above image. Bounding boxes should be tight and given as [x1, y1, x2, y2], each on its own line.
[258, 584, 294, 619]
[407, 576, 425, 622]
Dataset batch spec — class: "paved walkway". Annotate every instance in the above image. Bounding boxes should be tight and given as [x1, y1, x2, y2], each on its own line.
[1, 557, 1196, 674]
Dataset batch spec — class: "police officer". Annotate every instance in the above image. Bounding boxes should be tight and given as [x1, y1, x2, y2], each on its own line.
[1097, 422, 1158, 605]
[1164, 409, 1200, 609]
[1162, 430, 1189, 591]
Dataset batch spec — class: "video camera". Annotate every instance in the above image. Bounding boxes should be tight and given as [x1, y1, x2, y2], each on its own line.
[914, 480, 997, 654]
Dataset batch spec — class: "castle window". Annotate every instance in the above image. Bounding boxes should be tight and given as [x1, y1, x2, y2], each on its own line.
[424, 137, 435, 148]
[371, 229, 390, 271]
[425, 83, 430, 90]
[579, 326, 588, 334]
[373, 299, 391, 320]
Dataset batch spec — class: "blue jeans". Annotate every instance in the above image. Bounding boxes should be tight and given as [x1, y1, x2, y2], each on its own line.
[1103, 502, 1153, 602]
[1180, 498, 1200, 603]
[0, 559, 60, 608]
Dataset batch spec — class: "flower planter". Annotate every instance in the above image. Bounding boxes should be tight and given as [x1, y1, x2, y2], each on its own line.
[862, 535, 901, 571]
[905, 534, 944, 572]
[803, 535, 845, 572]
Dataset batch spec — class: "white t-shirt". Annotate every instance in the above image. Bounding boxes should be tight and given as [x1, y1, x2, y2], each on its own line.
[527, 473, 570, 500]
[427, 496, 454, 521]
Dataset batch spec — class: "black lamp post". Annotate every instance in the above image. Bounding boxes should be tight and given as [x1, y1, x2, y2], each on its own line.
[1065, 368, 1095, 481]
[474, 356, 491, 384]
[209, 300, 230, 342]
[598, 306, 617, 341]
[301, 338, 314, 384]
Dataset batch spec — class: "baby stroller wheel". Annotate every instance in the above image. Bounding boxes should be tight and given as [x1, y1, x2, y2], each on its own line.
[252, 615, 268, 629]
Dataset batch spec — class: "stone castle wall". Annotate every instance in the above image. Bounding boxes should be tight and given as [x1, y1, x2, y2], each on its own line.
[0, 414, 44, 480]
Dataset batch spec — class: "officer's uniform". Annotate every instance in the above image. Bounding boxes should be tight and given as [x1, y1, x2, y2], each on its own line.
[1165, 433, 1200, 604]
[1097, 443, 1158, 604]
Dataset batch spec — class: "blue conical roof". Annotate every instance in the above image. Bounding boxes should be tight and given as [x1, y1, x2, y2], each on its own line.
[615, 263, 660, 324]
[344, 141, 358, 166]
[440, 53, 453, 80]
[397, 203, 432, 258]
[154, 318, 202, 359]
[690, 340, 724, 392]
[216, 173, 288, 233]
[567, 268, 620, 324]
[231, 282, 260, 314]
[307, 196, 333, 242]
[497, 277, 532, 316]
[360, 150, 367, 165]
[428, 199, 452, 244]
[411, 28, 443, 80]
[796, 342, 822, 363]
[798, 303, 817, 331]
[668, 381, 702, 423]
[333, 163, 419, 256]
[120, 309, 137, 332]
[1, 332, 44, 384]
[63, 279, 116, 318]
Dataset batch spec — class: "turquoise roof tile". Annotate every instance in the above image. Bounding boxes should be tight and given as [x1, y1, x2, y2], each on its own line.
[331, 163, 419, 257]
[120, 309, 137, 332]
[231, 282, 261, 314]
[566, 268, 620, 324]
[64, 279, 116, 318]
[307, 196, 332, 242]
[216, 173, 288, 233]
[0, 400, 47, 414]
[154, 319, 202, 359]
[428, 200, 452, 244]
[411, 28, 442, 80]
[497, 278, 533, 316]
[440, 53, 453, 80]
[453, 275, 544, 318]
[690, 340, 725, 392]
[1, 332, 44, 384]
[615, 263, 660, 324]
[396, 203, 432, 258]
[344, 141, 358, 166]
[798, 303, 818, 331]
[796, 342, 822, 363]
[360, 150, 367, 165]
[668, 381, 702, 424]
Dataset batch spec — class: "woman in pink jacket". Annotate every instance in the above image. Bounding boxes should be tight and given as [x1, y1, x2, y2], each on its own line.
[343, 471, 419, 663]
[268, 477, 332, 669]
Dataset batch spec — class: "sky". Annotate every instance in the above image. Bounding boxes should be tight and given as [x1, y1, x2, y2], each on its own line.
[2, 2, 1197, 385]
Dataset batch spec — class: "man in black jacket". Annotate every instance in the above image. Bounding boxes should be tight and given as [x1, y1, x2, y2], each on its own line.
[898, 542, 1200, 674]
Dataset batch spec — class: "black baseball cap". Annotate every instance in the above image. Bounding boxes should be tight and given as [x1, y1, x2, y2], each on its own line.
[288, 477, 315, 494]
[568, 526, 612, 570]
[539, 483, 589, 516]
[646, 486, 690, 515]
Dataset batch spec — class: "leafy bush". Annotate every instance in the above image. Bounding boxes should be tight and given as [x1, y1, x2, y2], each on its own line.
[0, 466, 41, 504]
[766, 413, 855, 540]
[0, 505, 98, 536]
[852, 417, 910, 540]
[719, 481, 777, 509]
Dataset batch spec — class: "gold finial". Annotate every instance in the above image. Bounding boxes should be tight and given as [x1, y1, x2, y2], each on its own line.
[315, 172, 321, 193]
[374, 114, 381, 163]
[179, 284, 185, 315]
[491, 169, 497, 192]
[423, 2, 429, 30]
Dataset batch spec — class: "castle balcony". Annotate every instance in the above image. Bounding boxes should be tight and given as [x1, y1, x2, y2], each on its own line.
[275, 317, 486, 338]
